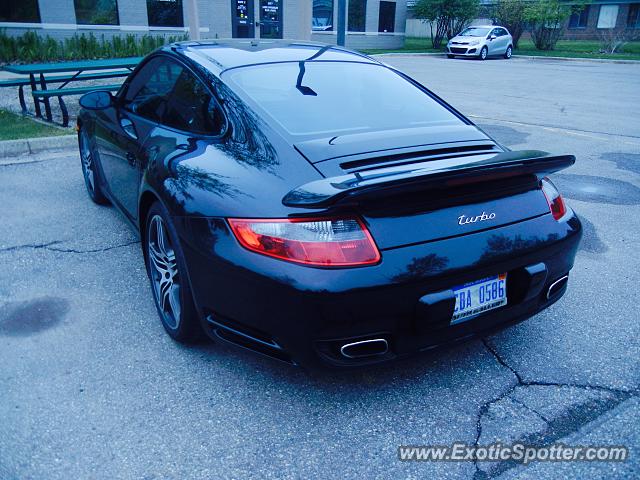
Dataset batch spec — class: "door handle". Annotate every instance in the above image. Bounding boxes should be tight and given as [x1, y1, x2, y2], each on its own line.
[120, 117, 137, 139]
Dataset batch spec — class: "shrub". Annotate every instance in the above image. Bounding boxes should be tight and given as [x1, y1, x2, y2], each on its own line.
[490, 0, 527, 48]
[598, 28, 640, 54]
[524, 0, 571, 51]
[0, 31, 189, 64]
[414, 0, 481, 49]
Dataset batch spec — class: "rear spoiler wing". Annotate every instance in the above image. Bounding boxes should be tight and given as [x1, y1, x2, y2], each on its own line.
[283, 150, 575, 208]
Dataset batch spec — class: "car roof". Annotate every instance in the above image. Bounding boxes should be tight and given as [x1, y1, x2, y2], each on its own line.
[165, 40, 380, 76]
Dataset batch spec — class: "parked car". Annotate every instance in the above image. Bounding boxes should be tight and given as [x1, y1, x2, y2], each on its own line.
[77, 41, 580, 369]
[447, 26, 513, 60]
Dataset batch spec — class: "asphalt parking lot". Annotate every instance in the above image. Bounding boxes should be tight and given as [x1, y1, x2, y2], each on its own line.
[1, 55, 639, 479]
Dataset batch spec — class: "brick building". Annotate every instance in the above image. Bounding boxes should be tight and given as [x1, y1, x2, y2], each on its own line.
[563, 1, 640, 40]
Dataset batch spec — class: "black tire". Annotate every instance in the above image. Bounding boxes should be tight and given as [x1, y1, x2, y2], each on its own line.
[78, 128, 110, 205]
[504, 45, 513, 59]
[144, 202, 203, 343]
[447, 54, 455, 59]
[479, 46, 488, 61]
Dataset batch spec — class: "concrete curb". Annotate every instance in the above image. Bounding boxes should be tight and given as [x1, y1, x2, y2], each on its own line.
[372, 52, 640, 64]
[513, 54, 640, 64]
[371, 52, 441, 57]
[0, 135, 76, 159]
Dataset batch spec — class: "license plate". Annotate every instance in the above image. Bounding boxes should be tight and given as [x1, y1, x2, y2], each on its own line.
[451, 274, 507, 323]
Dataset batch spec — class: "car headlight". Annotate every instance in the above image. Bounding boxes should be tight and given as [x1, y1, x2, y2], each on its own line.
[468, 39, 480, 46]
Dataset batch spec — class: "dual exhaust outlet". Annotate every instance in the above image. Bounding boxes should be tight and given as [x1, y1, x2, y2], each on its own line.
[340, 338, 389, 359]
[547, 275, 569, 300]
[338, 275, 568, 360]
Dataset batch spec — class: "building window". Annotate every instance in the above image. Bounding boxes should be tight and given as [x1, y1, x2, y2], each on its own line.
[312, 0, 333, 31]
[74, 0, 120, 25]
[597, 4, 619, 29]
[378, 1, 396, 32]
[629, 4, 640, 28]
[147, 0, 184, 27]
[348, 0, 367, 32]
[0, 0, 41, 22]
[568, 5, 590, 29]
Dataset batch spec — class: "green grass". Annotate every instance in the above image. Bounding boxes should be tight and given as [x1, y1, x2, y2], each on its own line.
[0, 109, 71, 141]
[362, 37, 640, 60]
[361, 37, 441, 55]
[515, 39, 640, 60]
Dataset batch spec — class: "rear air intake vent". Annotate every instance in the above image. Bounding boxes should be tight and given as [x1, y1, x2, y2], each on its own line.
[339, 143, 500, 172]
[205, 315, 294, 364]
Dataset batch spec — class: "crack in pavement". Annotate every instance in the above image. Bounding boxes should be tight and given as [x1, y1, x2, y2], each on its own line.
[472, 338, 637, 479]
[0, 240, 140, 254]
[0, 241, 63, 252]
[508, 396, 550, 424]
[46, 240, 141, 253]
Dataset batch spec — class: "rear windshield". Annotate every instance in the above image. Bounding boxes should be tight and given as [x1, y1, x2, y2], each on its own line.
[223, 62, 462, 137]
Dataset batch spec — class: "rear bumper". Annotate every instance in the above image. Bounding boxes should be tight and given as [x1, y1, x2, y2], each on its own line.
[177, 212, 582, 369]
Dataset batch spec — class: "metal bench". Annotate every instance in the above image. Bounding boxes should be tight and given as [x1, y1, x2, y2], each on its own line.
[2, 57, 141, 125]
[0, 70, 131, 118]
[0, 70, 130, 117]
[32, 84, 122, 127]
[0, 78, 34, 113]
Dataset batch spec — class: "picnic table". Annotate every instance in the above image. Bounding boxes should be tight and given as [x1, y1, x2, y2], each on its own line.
[1, 57, 143, 127]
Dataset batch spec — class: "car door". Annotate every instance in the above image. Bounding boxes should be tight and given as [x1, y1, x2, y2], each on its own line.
[496, 28, 509, 53]
[140, 64, 229, 214]
[95, 56, 183, 220]
[487, 28, 501, 55]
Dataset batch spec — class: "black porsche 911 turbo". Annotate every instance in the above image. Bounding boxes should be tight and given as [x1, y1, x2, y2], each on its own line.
[77, 40, 581, 368]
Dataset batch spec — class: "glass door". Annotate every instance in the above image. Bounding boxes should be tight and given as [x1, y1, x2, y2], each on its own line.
[232, 0, 255, 38]
[259, 0, 282, 39]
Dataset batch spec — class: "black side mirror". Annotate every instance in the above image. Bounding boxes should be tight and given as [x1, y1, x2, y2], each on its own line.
[489, 35, 497, 41]
[79, 90, 114, 110]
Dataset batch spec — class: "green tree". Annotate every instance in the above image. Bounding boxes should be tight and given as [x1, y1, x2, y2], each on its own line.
[414, 0, 480, 49]
[524, 0, 572, 50]
[490, 0, 527, 48]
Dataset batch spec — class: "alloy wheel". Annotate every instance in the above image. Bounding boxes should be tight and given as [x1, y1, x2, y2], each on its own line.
[148, 214, 181, 329]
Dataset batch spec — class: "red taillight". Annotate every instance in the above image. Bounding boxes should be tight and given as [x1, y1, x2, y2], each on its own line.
[227, 217, 381, 267]
[541, 177, 567, 221]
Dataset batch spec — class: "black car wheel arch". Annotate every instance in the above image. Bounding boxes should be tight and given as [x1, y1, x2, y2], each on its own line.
[144, 202, 202, 343]
[78, 127, 109, 205]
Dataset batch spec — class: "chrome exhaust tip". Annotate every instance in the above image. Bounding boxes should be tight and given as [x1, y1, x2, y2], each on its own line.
[340, 338, 389, 359]
[547, 275, 569, 300]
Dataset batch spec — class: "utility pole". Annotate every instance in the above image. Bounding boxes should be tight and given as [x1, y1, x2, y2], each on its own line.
[186, 0, 201, 40]
[337, 0, 346, 46]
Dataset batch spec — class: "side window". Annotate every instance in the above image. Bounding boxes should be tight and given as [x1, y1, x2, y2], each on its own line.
[491, 28, 500, 37]
[163, 69, 226, 135]
[124, 57, 183, 123]
[499, 28, 508, 37]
